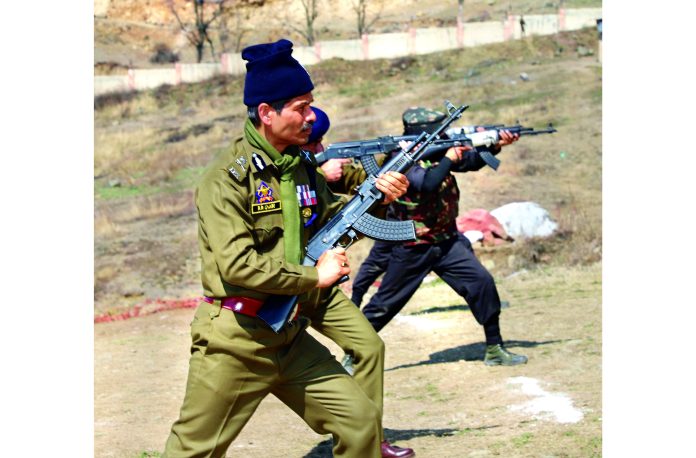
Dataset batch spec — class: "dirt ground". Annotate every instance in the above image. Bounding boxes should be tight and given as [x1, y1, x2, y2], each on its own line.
[94, 262, 601, 457]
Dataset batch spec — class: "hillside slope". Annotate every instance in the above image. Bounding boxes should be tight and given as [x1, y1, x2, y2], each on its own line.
[95, 0, 601, 69]
[94, 27, 601, 316]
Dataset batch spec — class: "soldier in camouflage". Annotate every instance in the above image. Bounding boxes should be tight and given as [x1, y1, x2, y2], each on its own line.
[354, 107, 529, 367]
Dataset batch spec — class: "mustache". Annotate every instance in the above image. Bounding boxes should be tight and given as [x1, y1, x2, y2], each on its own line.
[301, 122, 313, 132]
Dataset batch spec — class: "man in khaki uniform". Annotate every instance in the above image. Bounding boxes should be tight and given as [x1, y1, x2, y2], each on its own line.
[163, 39, 409, 458]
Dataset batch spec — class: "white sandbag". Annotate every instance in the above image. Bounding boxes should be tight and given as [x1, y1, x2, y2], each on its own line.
[490, 202, 558, 238]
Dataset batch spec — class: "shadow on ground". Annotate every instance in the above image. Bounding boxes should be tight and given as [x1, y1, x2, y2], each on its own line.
[386, 339, 566, 371]
[303, 426, 496, 457]
[410, 301, 510, 316]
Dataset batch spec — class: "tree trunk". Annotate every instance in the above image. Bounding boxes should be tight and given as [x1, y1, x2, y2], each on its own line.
[196, 43, 204, 63]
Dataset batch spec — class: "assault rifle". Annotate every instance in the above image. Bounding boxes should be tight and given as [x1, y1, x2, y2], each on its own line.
[313, 124, 503, 171]
[315, 123, 557, 174]
[257, 100, 469, 332]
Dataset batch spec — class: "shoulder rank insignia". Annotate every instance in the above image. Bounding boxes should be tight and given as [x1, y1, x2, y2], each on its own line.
[251, 180, 282, 214]
[227, 155, 249, 182]
[228, 166, 241, 181]
[251, 152, 267, 172]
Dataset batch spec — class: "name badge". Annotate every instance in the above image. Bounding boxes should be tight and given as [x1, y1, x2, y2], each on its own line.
[251, 201, 282, 214]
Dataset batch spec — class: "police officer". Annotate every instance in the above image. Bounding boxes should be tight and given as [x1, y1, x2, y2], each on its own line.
[355, 107, 529, 367]
[302, 106, 416, 458]
[163, 39, 410, 458]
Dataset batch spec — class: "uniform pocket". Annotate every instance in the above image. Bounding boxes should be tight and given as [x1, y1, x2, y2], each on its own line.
[252, 226, 283, 251]
[190, 302, 214, 355]
[252, 210, 284, 252]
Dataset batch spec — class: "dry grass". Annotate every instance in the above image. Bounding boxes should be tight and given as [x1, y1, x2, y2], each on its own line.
[95, 192, 195, 237]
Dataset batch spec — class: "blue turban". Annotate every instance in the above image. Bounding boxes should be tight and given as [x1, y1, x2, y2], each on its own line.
[308, 107, 330, 144]
[242, 39, 314, 106]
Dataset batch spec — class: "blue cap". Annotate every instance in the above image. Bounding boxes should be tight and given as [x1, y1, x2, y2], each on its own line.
[242, 39, 314, 106]
[308, 107, 330, 144]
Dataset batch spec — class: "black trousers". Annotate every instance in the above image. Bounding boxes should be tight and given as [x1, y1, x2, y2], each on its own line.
[350, 241, 395, 308]
[361, 233, 503, 345]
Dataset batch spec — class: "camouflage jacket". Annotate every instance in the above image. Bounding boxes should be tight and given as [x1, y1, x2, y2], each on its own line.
[388, 160, 459, 245]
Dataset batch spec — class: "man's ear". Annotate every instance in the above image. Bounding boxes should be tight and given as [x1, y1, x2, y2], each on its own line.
[257, 103, 275, 126]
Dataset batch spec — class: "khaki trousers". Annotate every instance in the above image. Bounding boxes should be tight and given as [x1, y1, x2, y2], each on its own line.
[304, 287, 386, 440]
[164, 300, 381, 458]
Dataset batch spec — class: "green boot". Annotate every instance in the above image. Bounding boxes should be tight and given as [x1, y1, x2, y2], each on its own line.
[341, 353, 355, 376]
[484, 344, 528, 366]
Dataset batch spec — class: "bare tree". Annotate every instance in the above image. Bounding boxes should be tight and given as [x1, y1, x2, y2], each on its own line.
[168, 0, 231, 63]
[219, 7, 251, 53]
[352, 0, 384, 37]
[288, 0, 320, 45]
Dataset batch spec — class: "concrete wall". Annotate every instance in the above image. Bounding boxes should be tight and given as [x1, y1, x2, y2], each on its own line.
[564, 7, 602, 30]
[462, 21, 504, 47]
[522, 14, 560, 37]
[95, 7, 602, 96]
[96, 74, 129, 94]
[179, 63, 220, 83]
[312, 39, 364, 62]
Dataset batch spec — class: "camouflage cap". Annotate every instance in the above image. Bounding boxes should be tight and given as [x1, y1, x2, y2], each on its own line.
[402, 107, 447, 135]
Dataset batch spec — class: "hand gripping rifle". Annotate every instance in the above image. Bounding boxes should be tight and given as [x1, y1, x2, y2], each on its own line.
[257, 101, 469, 332]
[424, 123, 558, 171]
[315, 123, 557, 174]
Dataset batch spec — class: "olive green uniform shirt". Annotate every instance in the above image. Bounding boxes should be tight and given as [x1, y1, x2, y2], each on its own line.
[196, 134, 347, 304]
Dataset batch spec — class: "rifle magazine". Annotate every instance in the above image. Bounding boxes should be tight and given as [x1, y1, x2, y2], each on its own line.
[359, 155, 381, 176]
[353, 213, 417, 242]
[479, 151, 500, 170]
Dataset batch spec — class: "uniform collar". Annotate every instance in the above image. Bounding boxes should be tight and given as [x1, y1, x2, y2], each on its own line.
[240, 135, 277, 174]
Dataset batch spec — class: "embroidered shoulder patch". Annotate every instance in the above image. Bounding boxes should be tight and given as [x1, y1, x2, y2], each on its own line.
[256, 181, 275, 203]
[251, 181, 282, 214]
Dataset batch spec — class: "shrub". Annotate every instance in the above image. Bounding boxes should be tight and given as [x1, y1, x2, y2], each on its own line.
[150, 44, 179, 64]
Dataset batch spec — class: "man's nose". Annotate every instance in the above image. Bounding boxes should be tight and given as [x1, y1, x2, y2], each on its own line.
[306, 108, 316, 122]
